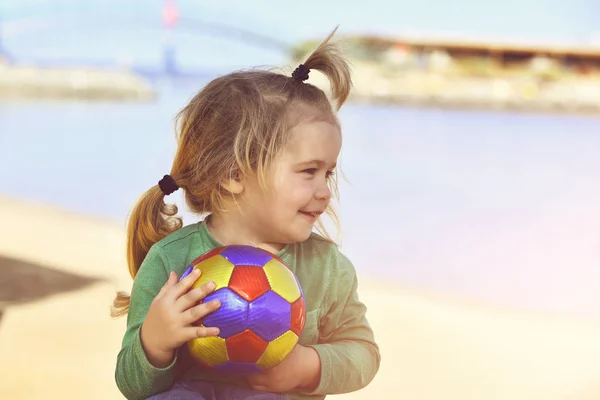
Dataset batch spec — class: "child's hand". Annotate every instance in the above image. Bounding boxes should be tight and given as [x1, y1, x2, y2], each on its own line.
[246, 345, 321, 393]
[140, 269, 221, 368]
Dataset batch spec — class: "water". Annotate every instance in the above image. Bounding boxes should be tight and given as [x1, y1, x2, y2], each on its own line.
[1, 81, 600, 320]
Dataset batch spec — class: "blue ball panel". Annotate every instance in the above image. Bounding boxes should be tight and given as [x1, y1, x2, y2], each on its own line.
[211, 360, 263, 376]
[202, 288, 248, 339]
[247, 290, 291, 342]
[220, 245, 273, 267]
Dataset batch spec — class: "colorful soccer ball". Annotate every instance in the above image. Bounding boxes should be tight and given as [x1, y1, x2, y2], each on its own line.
[179, 245, 306, 376]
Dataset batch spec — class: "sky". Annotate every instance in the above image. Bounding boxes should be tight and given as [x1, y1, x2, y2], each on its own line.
[205, 0, 600, 45]
[2, 0, 600, 44]
[2, 0, 599, 69]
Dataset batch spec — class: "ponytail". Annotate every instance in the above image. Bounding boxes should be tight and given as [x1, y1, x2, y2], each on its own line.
[291, 26, 351, 243]
[300, 26, 352, 111]
[111, 185, 182, 317]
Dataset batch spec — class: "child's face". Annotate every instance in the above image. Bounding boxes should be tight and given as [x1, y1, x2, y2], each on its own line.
[242, 119, 341, 245]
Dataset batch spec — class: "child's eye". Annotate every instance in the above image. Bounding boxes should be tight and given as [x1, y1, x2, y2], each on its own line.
[301, 168, 335, 179]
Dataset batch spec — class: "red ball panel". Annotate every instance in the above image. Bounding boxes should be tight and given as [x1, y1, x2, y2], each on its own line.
[290, 296, 306, 337]
[226, 329, 269, 363]
[191, 246, 226, 267]
[228, 265, 271, 301]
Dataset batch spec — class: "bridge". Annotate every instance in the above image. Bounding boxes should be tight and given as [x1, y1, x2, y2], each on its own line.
[0, 2, 294, 78]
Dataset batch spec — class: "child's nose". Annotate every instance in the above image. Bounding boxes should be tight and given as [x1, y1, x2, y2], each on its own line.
[316, 184, 332, 201]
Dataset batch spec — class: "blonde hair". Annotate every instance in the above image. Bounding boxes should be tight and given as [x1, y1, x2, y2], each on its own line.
[111, 27, 352, 317]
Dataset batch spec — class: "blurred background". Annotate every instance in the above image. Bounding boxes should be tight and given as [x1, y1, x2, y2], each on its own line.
[1, 1, 599, 399]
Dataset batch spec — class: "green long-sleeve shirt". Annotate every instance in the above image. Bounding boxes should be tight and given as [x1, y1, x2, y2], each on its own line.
[115, 220, 380, 400]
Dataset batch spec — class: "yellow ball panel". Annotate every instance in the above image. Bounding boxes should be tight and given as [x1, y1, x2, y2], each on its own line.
[256, 330, 299, 370]
[191, 255, 235, 291]
[262, 259, 300, 303]
[256, 331, 298, 370]
[188, 335, 229, 367]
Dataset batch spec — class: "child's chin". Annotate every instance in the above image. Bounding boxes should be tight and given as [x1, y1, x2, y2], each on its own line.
[297, 229, 314, 242]
[287, 229, 313, 243]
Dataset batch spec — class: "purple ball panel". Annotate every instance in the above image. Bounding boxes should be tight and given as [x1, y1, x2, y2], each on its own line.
[220, 245, 273, 267]
[202, 288, 248, 339]
[294, 274, 305, 297]
[211, 361, 263, 376]
[247, 291, 291, 342]
[178, 265, 194, 282]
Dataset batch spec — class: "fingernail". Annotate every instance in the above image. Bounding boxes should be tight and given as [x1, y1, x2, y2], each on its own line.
[212, 300, 221, 307]
[193, 269, 201, 275]
[208, 281, 215, 290]
[179, 265, 193, 282]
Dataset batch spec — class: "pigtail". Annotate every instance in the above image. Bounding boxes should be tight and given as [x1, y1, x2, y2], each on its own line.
[111, 185, 182, 317]
[300, 26, 352, 111]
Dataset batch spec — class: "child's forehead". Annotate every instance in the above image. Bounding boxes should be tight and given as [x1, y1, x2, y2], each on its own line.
[286, 102, 337, 125]
[282, 120, 341, 162]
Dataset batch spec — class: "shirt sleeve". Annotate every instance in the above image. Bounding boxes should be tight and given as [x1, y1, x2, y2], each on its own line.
[115, 245, 180, 400]
[301, 251, 381, 395]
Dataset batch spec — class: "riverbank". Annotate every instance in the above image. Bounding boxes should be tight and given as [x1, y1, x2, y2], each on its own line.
[0, 61, 155, 101]
[4, 56, 599, 114]
[292, 34, 600, 116]
[0, 194, 599, 399]
[300, 60, 600, 116]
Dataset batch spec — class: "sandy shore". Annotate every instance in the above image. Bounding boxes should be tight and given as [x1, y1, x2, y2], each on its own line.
[0, 194, 599, 400]
[0, 62, 155, 102]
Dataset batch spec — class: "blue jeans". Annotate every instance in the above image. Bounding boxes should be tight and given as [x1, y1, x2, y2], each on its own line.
[146, 381, 286, 400]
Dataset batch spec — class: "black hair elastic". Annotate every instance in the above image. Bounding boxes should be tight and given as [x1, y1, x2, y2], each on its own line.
[158, 174, 179, 195]
[292, 64, 310, 82]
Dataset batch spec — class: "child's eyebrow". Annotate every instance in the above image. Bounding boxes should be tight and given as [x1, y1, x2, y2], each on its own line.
[296, 160, 337, 169]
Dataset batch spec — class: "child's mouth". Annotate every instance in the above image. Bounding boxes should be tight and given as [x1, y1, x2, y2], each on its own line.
[299, 211, 321, 219]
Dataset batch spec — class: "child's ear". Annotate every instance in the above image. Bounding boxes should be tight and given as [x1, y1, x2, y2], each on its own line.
[220, 170, 244, 194]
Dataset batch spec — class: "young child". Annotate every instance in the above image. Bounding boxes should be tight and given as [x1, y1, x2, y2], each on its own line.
[112, 27, 380, 400]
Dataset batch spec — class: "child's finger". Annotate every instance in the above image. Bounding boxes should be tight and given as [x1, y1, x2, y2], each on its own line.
[246, 374, 269, 390]
[156, 271, 178, 299]
[168, 268, 201, 299]
[176, 281, 217, 312]
[183, 325, 220, 341]
[180, 298, 221, 325]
